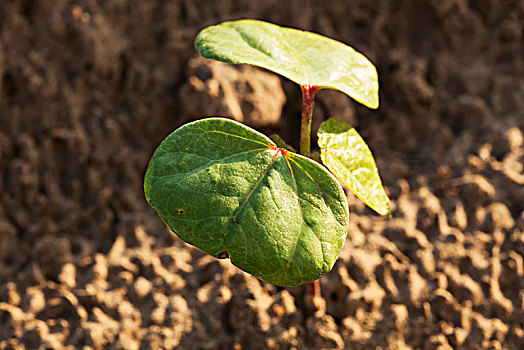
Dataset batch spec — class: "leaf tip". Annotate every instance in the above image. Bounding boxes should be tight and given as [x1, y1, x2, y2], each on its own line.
[362, 90, 379, 109]
[369, 99, 379, 110]
[377, 204, 392, 217]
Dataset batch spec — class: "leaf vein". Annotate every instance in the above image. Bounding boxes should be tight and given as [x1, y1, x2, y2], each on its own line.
[218, 150, 281, 250]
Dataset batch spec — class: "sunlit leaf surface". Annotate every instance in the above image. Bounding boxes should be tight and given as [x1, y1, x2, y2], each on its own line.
[195, 19, 379, 108]
[318, 118, 390, 215]
[145, 118, 349, 286]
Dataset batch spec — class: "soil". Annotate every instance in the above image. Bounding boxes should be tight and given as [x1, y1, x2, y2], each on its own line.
[1, 0, 523, 349]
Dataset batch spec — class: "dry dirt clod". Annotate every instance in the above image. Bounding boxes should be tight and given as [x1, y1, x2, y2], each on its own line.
[179, 57, 286, 128]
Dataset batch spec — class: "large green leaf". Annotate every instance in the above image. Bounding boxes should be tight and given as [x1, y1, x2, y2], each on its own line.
[144, 118, 349, 286]
[195, 19, 378, 109]
[318, 118, 390, 216]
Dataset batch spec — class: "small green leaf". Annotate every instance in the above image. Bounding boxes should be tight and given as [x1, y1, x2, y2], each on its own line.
[269, 134, 296, 153]
[195, 19, 378, 109]
[145, 118, 349, 286]
[318, 118, 390, 215]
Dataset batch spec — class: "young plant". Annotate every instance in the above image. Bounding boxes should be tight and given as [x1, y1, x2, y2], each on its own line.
[144, 20, 390, 287]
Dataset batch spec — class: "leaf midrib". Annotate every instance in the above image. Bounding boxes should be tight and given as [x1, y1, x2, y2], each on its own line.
[218, 149, 282, 251]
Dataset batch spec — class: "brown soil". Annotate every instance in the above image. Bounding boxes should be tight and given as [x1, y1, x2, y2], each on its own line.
[1, 1, 523, 349]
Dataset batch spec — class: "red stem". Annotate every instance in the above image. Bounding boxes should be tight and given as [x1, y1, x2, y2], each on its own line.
[300, 85, 319, 157]
[299, 84, 321, 298]
[306, 279, 321, 297]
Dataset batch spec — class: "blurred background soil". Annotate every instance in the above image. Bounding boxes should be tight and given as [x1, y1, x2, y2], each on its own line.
[0, 0, 523, 349]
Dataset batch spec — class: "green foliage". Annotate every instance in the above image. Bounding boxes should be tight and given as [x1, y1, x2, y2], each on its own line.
[318, 118, 391, 215]
[269, 134, 296, 153]
[145, 118, 349, 286]
[195, 19, 379, 109]
[145, 19, 390, 286]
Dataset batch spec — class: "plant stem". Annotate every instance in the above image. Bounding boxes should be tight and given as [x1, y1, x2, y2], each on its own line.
[306, 279, 321, 297]
[300, 85, 319, 157]
[299, 84, 321, 299]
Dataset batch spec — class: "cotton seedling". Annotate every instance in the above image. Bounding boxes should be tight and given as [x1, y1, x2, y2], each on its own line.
[144, 20, 390, 287]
